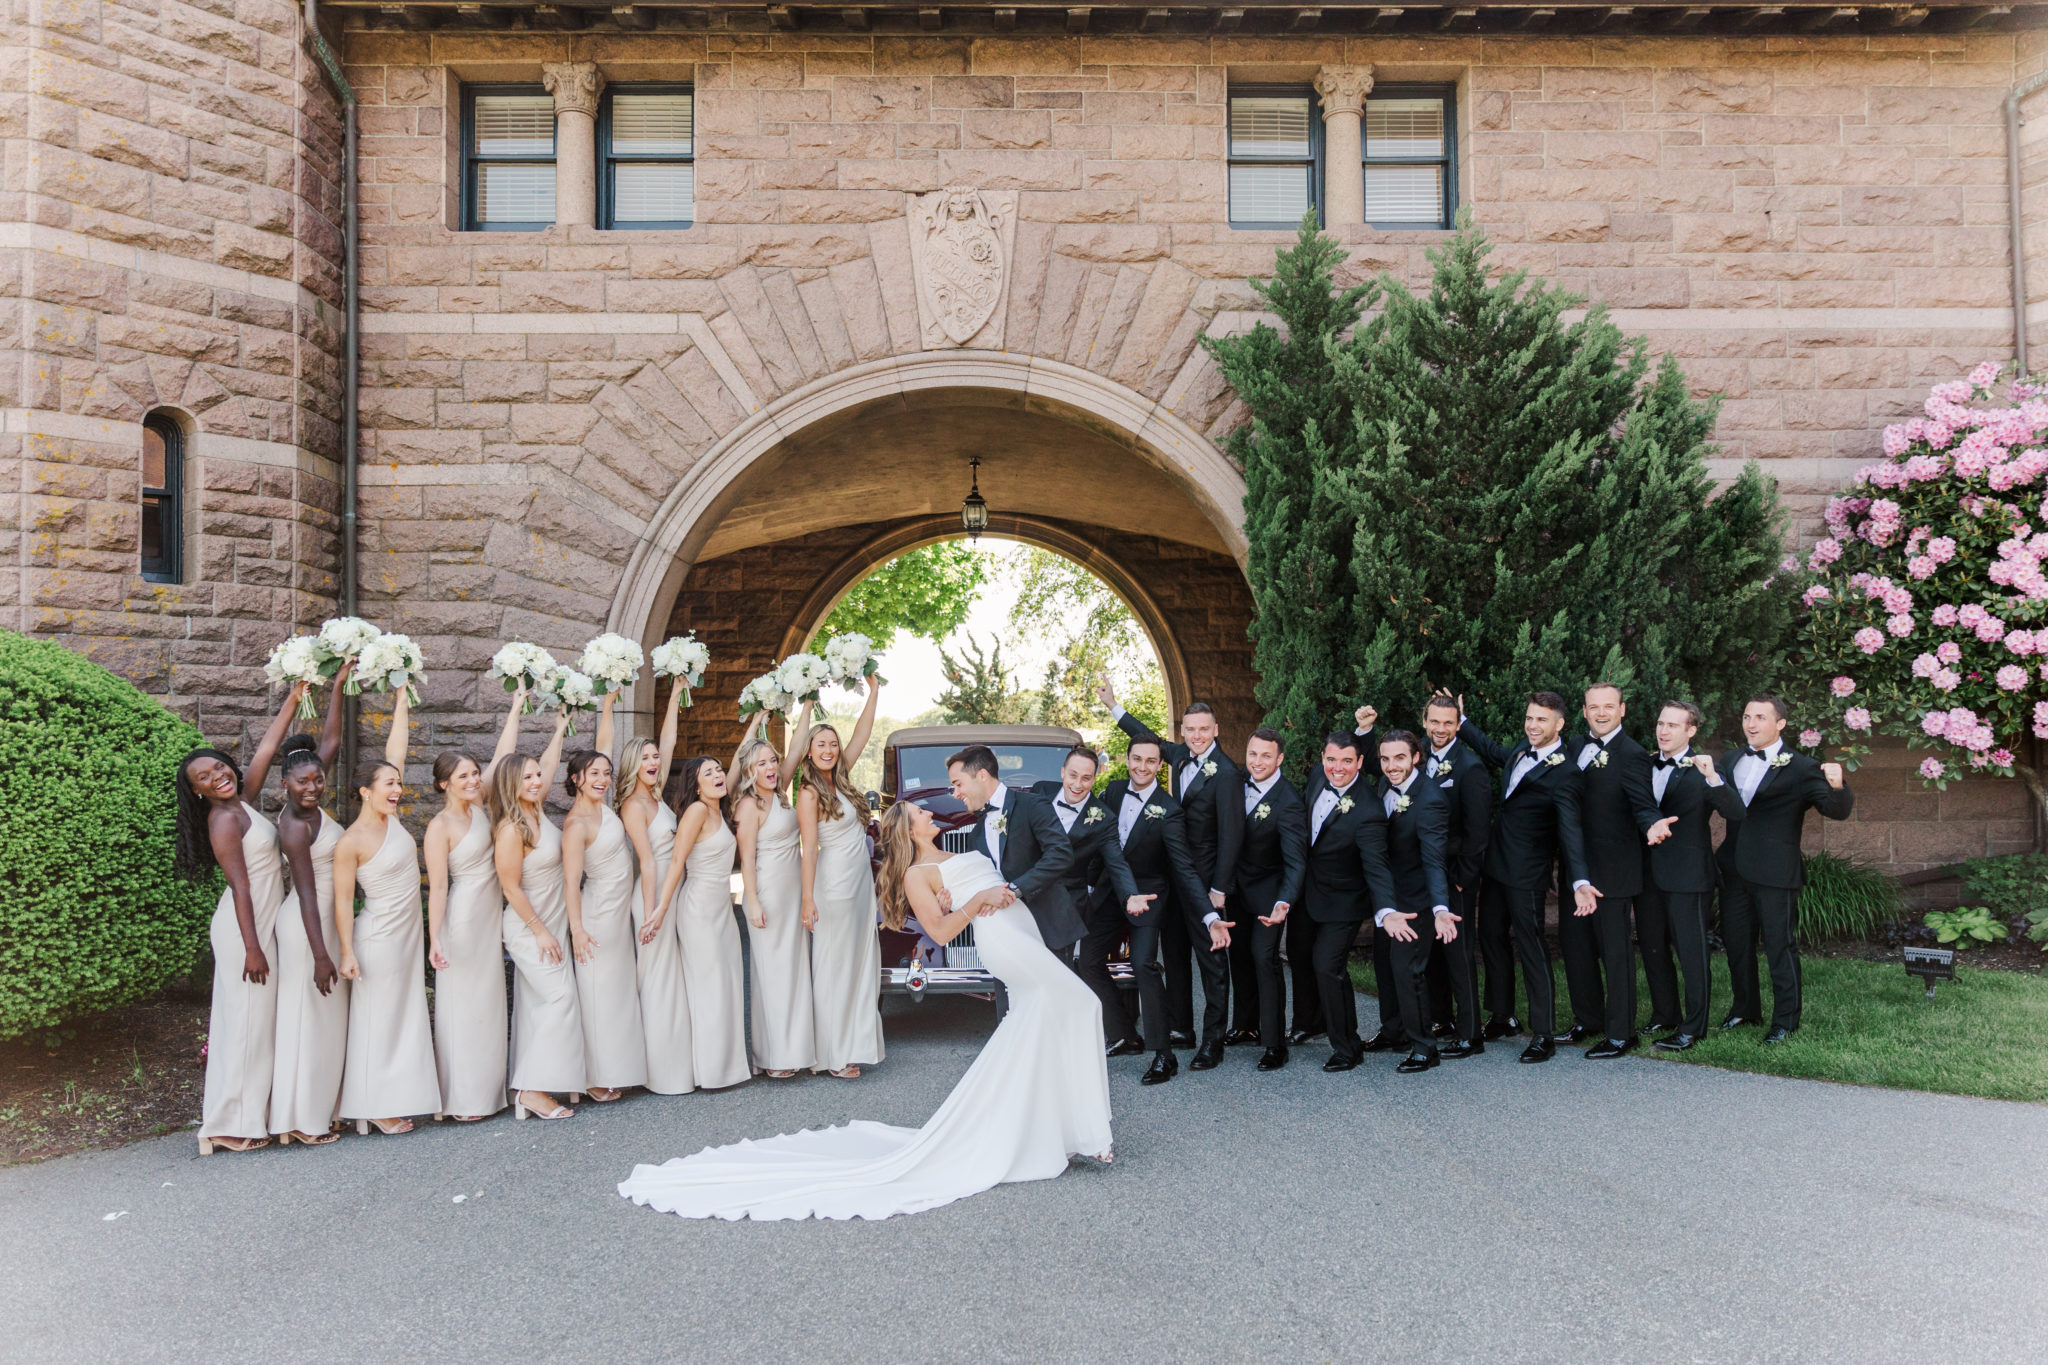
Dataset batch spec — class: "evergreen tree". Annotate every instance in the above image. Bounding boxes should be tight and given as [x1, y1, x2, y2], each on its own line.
[936, 636, 1029, 725]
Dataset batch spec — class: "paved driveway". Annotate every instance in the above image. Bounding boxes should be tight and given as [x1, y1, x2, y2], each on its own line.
[3, 994, 2043, 1363]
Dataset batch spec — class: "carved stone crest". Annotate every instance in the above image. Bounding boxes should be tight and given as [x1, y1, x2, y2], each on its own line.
[906, 186, 1018, 348]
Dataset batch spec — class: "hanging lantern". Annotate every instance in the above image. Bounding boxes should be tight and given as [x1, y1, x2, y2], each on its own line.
[959, 456, 989, 539]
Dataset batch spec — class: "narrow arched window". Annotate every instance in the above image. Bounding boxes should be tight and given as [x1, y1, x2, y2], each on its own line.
[140, 413, 183, 583]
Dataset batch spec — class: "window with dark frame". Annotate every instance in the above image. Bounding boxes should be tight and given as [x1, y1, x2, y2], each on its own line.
[140, 413, 182, 584]
[463, 84, 556, 231]
[600, 84, 695, 230]
[1363, 84, 1457, 230]
[1227, 85, 1319, 230]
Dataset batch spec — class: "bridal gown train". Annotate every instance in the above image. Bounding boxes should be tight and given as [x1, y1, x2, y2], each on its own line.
[618, 852, 1112, 1222]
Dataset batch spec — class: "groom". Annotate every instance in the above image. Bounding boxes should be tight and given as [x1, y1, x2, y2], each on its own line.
[947, 745, 1085, 952]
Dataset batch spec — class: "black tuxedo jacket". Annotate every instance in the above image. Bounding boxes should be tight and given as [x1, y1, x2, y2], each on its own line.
[1716, 748, 1855, 890]
[1299, 774, 1399, 925]
[1029, 781, 1139, 912]
[1645, 755, 1747, 895]
[1423, 738, 1493, 890]
[1373, 775, 1452, 916]
[1458, 719, 1590, 891]
[1115, 712, 1245, 893]
[1233, 776, 1308, 916]
[1099, 780, 1209, 929]
[964, 787, 1083, 949]
[1561, 727, 1661, 898]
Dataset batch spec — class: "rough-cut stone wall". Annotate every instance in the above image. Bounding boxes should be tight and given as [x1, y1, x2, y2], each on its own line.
[2, 0, 348, 744]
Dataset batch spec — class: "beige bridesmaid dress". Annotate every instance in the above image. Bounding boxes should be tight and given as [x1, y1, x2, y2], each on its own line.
[200, 803, 287, 1143]
[270, 812, 349, 1137]
[807, 791, 885, 1074]
[676, 815, 751, 1088]
[338, 818, 443, 1122]
[747, 796, 816, 1072]
[632, 802, 695, 1095]
[433, 807, 508, 1118]
[504, 818, 586, 1094]
[574, 806, 649, 1091]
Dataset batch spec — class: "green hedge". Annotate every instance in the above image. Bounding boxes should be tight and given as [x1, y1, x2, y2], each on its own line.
[0, 630, 217, 1038]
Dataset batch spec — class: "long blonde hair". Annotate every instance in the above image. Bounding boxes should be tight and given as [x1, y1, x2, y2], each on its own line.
[487, 755, 541, 850]
[875, 802, 925, 932]
[613, 736, 659, 814]
[731, 737, 785, 812]
[800, 723, 866, 822]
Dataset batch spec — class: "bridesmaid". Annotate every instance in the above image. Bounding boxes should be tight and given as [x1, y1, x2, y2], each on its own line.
[176, 684, 302, 1154]
[731, 704, 816, 1078]
[618, 679, 692, 1095]
[654, 754, 750, 1088]
[269, 667, 352, 1146]
[422, 683, 526, 1121]
[334, 690, 442, 1135]
[562, 692, 648, 1101]
[491, 706, 582, 1120]
[796, 678, 886, 1080]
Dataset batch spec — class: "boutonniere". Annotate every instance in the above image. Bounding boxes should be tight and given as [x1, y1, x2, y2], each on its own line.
[1392, 793, 1412, 815]
[1543, 752, 1566, 767]
[1769, 753, 1793, 769]
[1200, 760, 1218, 778]
[1083, 806, 1105, 824]
[992, 812, 1008, 835]
[1336, 796, 1355, 814]
[1253, 802, 1272, 821]
[1142, 805, 1163, 821]
[1587, 748, 1610, 769]
[1426, 757, 1445, 778]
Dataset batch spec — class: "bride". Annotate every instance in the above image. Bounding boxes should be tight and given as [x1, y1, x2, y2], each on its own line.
[618, 800, 1113, 1221]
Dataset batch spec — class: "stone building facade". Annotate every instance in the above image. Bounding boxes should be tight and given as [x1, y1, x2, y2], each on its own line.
[9, 1, 2048, 870]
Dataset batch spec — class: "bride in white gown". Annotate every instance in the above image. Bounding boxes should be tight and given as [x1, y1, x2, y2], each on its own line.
[618, 800, 1113, 1221]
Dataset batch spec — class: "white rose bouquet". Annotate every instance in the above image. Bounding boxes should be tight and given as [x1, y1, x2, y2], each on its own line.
[578, 631, 644, 697]
[314, 615, 382, 694]
[649, 633, 710, 705]
[737, 671, 794, 719]
[537, 667, 598, 734]
[488, 641, 559, 714]
[263, 634, 325, 719]
[774, 652, 834, 705]
[822, 632, 878, 689]
[355, 632, 426, 706]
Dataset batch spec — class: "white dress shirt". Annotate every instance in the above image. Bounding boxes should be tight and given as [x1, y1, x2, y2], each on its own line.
[981, 782, 1009, 871]
[1376, 773, 1447, 927]
[1051, 790, 1085, 834]
[1577, 724, 1622, 769]
[1309, 778, 1352, 843]
[1734, 738, 1783, 806]
[1426, 739, 1458, 780]
[1505, 737, 1563, 798]
[1117, 780, 1156, 846]
[1178, 742, 1218, 797]
[1651, 748, 1687, 803]
[1243, 773, 1277, 814]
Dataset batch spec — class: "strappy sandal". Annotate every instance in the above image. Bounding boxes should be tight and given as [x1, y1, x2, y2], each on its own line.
[585, 1086, 623, 1102]
[197, 1134, 270, 1155]
[277, 1129, 338, 1146]
[830, 1065, 861, 1080]
[513, 1090, 573, 1120]
[764, 1069, 796, 1079]
[354, 1117, 414, 1136]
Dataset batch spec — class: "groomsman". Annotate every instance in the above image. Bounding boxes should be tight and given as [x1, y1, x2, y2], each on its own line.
[1083, 737, 1217, 1085]
[1716, 695, 1855, 1043]
[1557, 684, 1664, 1058]
[1300, 731, 1399, 1072]
[1639, 701, 1745, 1050]
[1457, 692, 1594, 1063]
[1032, 747, 1145, 1052]
[1099, 682, 1245, 1068]
[1229, 727, 1307, 1071]
[1363, 730, 1454, 1074]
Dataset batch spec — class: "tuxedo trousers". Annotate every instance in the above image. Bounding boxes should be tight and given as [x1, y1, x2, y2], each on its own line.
[1286, 907, 1325, 1035]
[1559, 893, 1638, 1041]
[1310, 918, 1367, 1064]
[1227, 907, 1261, 1035]
[1370, 921, 1435, 1054]
[1182, 895, 1231, 1047]
[1243, 908, 1288, 1049]
[1721, 875, 1803, 1030]
[1476, 877, 1522, 1022]
[1078, 910, 1139, 1047]
[1638, 887, 1712, 1038]
[1486, 878, 1559, 1038]
[1432, 880, 1482, 1043]
[1161, 893, 1195, 1036]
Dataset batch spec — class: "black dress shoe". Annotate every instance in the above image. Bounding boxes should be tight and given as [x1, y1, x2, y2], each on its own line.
[1440, 1039, 1483, 1059]
[1429, 1021, 1458, 1040]
[1106, 1037, 1144, 1059]
[1481, 1016, 1518, 1041]
[1643, 1021, 1678, 1036]
[1222, 1028, 1260, 1047]
[1584, 1036, 1636, 1060]
[1167, 1030, 1196, 1048]
[1653, 1032, 1697, 1052]
[1188, 1043, 1224, 1071]
[1256, 1047, 1289, 1072]
[1321, 1055, 1361, 1072]
[1559, 1024, 1595, 1045]
[1395, 1050, 1442, 1074]
[1718, 1014, 1754, 1031]
[1518, 1036, 1556, 1064]
[1760, 1026, 1795, 1045]
[1141, 1053, 1178, 1085]
[1361, 1029, 1401, 1053]
[1286, 1027, 1325, 1046]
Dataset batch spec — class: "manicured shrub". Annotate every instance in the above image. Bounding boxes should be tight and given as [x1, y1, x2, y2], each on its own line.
[1796, 851, 1903, 944]
[0, 630, 217, 1038]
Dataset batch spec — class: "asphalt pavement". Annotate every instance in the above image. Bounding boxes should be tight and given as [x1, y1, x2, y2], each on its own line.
[3, 991, 2045, 1364]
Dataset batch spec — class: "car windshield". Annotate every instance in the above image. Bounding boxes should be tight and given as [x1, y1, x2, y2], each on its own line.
[896, 744, 1075, 814]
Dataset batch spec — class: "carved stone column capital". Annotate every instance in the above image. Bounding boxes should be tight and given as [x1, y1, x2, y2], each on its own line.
[542, 61, 605, 119]
[1313, 65, 1375, 120]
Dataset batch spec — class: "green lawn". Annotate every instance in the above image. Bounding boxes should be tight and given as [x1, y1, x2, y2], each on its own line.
[1351, 952, 2048, 1104]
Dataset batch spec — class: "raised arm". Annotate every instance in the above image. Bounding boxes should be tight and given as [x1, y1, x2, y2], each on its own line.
[1456, 715, 1510, 771]
[314, 660, 353, 770]
[842, 679, 881, 770]
[1809, 763, 1855, 821]
[655, 678, 682, 800]
[243, 682, 309, 796]
[729, 711, 763, 790]
[536, 711, 570, 793]
[780, 699, 816, 791]
[209, 805, 268, 984]
[594, 689, 616, 760]
[382, 687, 410, 773]
[485, 683, 526, 783]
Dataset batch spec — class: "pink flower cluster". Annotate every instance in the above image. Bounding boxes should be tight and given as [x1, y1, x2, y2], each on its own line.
[1843, 707, 1872, 731]
[1923, 706, 1998, 751]
[1921, 757, 1947, 780]
[1829, 676, 1856, 698]
[2035, 700, 2048, 740]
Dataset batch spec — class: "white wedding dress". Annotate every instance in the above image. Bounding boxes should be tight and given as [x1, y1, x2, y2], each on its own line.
[618, 852, 1112, 1221]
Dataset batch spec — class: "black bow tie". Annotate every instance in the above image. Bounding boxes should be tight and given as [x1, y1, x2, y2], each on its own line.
[1744, 747, 1769, 761]
[1056, 799, 1079, 812]
[1654, 755, 1683, 769]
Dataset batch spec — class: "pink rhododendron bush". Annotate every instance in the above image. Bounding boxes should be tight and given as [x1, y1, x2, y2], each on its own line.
[1786, 363, 2048, 805]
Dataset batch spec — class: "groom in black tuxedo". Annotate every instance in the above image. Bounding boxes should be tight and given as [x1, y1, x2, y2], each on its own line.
[946, 745, 1083, 953]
